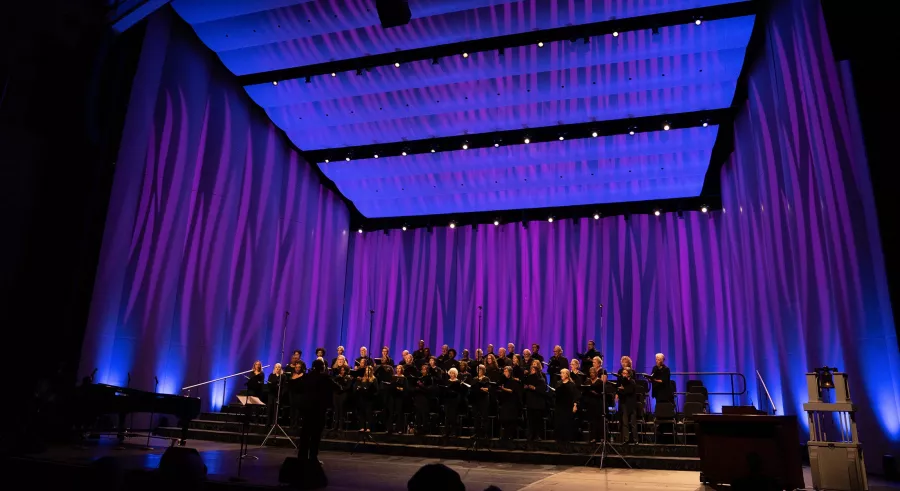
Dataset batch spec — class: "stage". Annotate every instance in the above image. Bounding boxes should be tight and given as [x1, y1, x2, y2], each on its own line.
[10, 437, 900, 491]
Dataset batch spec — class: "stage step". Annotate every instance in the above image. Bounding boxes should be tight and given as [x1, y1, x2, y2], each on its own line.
[156, 425, 700, 470]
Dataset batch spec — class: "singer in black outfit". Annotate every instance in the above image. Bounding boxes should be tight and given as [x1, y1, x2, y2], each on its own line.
[412, 364, 434, 435]
[577, 340, 602, 369]
[297, 359, 333, 463]
[523, 364, 547, 442]
[650, 353, 673, 404]
[617, 367, 639, 444]
[442, 368, 463, 437]
[266, 363, 286, 426]
[547, 346, 568, 384]
[554, 369, 581, 452]
[354, 366, 377, 432]
[331, 366, 352, 430]
[469, 365, 491, 438]
[285, 350, 307, 431]
[584, 367, 607, 443]
[247, 360, 265, 398]
[497, 366, 522, 440]
[387, 365, 408, 434]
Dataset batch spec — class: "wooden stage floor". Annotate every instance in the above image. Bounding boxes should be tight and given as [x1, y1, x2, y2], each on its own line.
[14, 437, 900, 491]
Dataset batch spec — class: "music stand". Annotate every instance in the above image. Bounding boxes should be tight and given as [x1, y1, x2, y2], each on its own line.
[260, 311, 297, 449]
[585, 374, 631, 469]
[237, 394, 264, 460]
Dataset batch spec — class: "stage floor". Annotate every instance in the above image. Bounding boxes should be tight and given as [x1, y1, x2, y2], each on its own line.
[20, 437, 900, 491]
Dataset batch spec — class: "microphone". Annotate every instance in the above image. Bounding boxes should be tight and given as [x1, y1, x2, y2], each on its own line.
[154, 376, 159, 385]
[90, 368, 98, 381]
[369, 309, 375, 314]
[477, 305, 482, 310]
[599, 303, 603, 309]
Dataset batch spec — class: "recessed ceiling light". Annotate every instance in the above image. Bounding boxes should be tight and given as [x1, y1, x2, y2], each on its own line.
[538, 41, 544, 47]
[592, 131, 598, 137]
[593, 213, 600, 220]
[272, 81, 278, 86]
[524, 137, 530, 144]
[463, 52, 469, 58]
[331, 72, 336, 77]
[613, 31, 619, 37]
[394, 62, 400, 67]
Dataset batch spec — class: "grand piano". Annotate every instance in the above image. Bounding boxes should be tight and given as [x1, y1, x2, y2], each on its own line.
[78, 383, 201, 445]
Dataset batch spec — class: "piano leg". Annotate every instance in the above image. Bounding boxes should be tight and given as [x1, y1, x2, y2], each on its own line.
[117, 413, 127, 442]
[179, 419, 189, 446]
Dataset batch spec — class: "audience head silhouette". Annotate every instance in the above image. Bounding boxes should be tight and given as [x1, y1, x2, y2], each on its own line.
[408, 464, 465, 491]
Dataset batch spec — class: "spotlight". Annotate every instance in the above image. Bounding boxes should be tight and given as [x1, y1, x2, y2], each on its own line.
[432, 57, 439, 65]
[402, 225, 407, 231]
[663, 122, 671, 131]
[702, 120, 709, 127]
[613, 31, 619, 37]
[449, 222, 456, 229]
[701, 206, 708, 213]
[593, 213, 600, 220]
[394, 62, 401, 68]
[273, 81, 278, 86]
[524, 137, 531, 144]
[357, 228, 363, 234]
[695, 18, 702, 25]
[345, 157, 351, 162]
[493, 138, 502, 147]
[628, 126, 636, 136]
[654, 209, 661, 216]
[493, 219, 500, 226]
[538, 41, 544, 47]
[374, 154, 379, 159]
[592, 131, 598, 137]
[331, 72, 336, 77]
[558, 135, 565, 141]
[463, 52, 469, 58]
[494, 143, 500, 148]
[430, 148, 436, 153]
[402, 151, 407, 156]
[548, 217, 554, 223]
[462, 142, 469, 150]
[305, 75, 311, 83]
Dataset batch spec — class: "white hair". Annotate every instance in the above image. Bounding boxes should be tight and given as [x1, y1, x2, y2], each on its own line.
[560, 368, 571, 379]
[448, 368, 458, 376]
[655, 353, 665, 361]
[274, 363, 282, 369]
[337, 345, 344, 351]
[360, 346, 367, 352]
[523, 349, 532, 356]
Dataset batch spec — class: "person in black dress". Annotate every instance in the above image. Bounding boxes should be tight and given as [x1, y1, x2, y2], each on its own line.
[457, 360, 471, 380]
[585, 367, 608, 443]
[376, 356, 394, 420]
[266, 363, 286, 426]
[460, 349, 472, 366]
[469, 365, 491, 439]
[496, 348, 510, 368]
[523, 364, 547, 442]
[570, 358, 587, 386]
[355, 346, 373, 369]
[473, 349, 485, 369]
[554, 368, 581, 452]
[650, 353, 673, 404]
[442, 368, 464, 437]
[412, 364, 434, 435]
[247, 360, 265, 398]
[511, 354, 525, 380]
[412, 340, 427, 364]
[387, 365, 408, 434]
[331, 366, 352, 430]
[441, 348, 460, 372]
[401, 352, 416, 378]
[427, 356, 445, 381]
[497, 366, 522, 440]
[354, 366, 377, 432]
[285, 350, 307, 432]
[484, 354, 502, 383]
[330, 346, 345, 369]
[577, 340, 602, 369]
[378, 346, 394, 367]
[617, 367, 639, 444]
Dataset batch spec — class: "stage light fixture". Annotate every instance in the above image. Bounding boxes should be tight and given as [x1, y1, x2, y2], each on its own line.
[558, 135, 565, 141]
[462, 142, 469, 150]
[402, 225, 407, 231]
[702, 121, 709, 127]
[463, 52, 469, 58]
[695, 18, 703, 25]
[493, 219, 500, 226]
[374, 154, 379, 159]
[538, 41, 544, 47]
[701, 205, 709, 213]
[430, 148, 436, 153]
[394, 62, 401, 68]
[593, 213, 600, 220]
[449, 222, 456, 229]
[548, 217, 554, 223]
[401, 151, 407, 156]
[494, 143, 500, 147]
[524, 137, 531, 144]
[663, 122, 671, 131]
[613, 31, 619, 37]
[345, 157, 351, 161]
[654, 209, 661, 216]
[272, 81, 278, 86]
[357, 228, 363, 234]
[493, 137, 502, 147]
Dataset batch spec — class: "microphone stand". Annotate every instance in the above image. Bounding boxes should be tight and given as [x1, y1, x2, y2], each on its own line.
[260, 311, 296, 449]
[585, 373, 630, 469]
[477, 306, 483, 350]
[368, 309, 375, 350]
[142, 376, 159, 450]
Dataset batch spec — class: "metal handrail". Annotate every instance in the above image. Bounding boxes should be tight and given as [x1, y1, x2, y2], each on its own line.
[666, 371, 747, 406]
[181, 365, 271, 391]
[756, 370, 777, 414]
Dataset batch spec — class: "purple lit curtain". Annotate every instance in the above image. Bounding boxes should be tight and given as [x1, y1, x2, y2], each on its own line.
[344, 0, 899, 461]
[79, 9, 350, 408]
